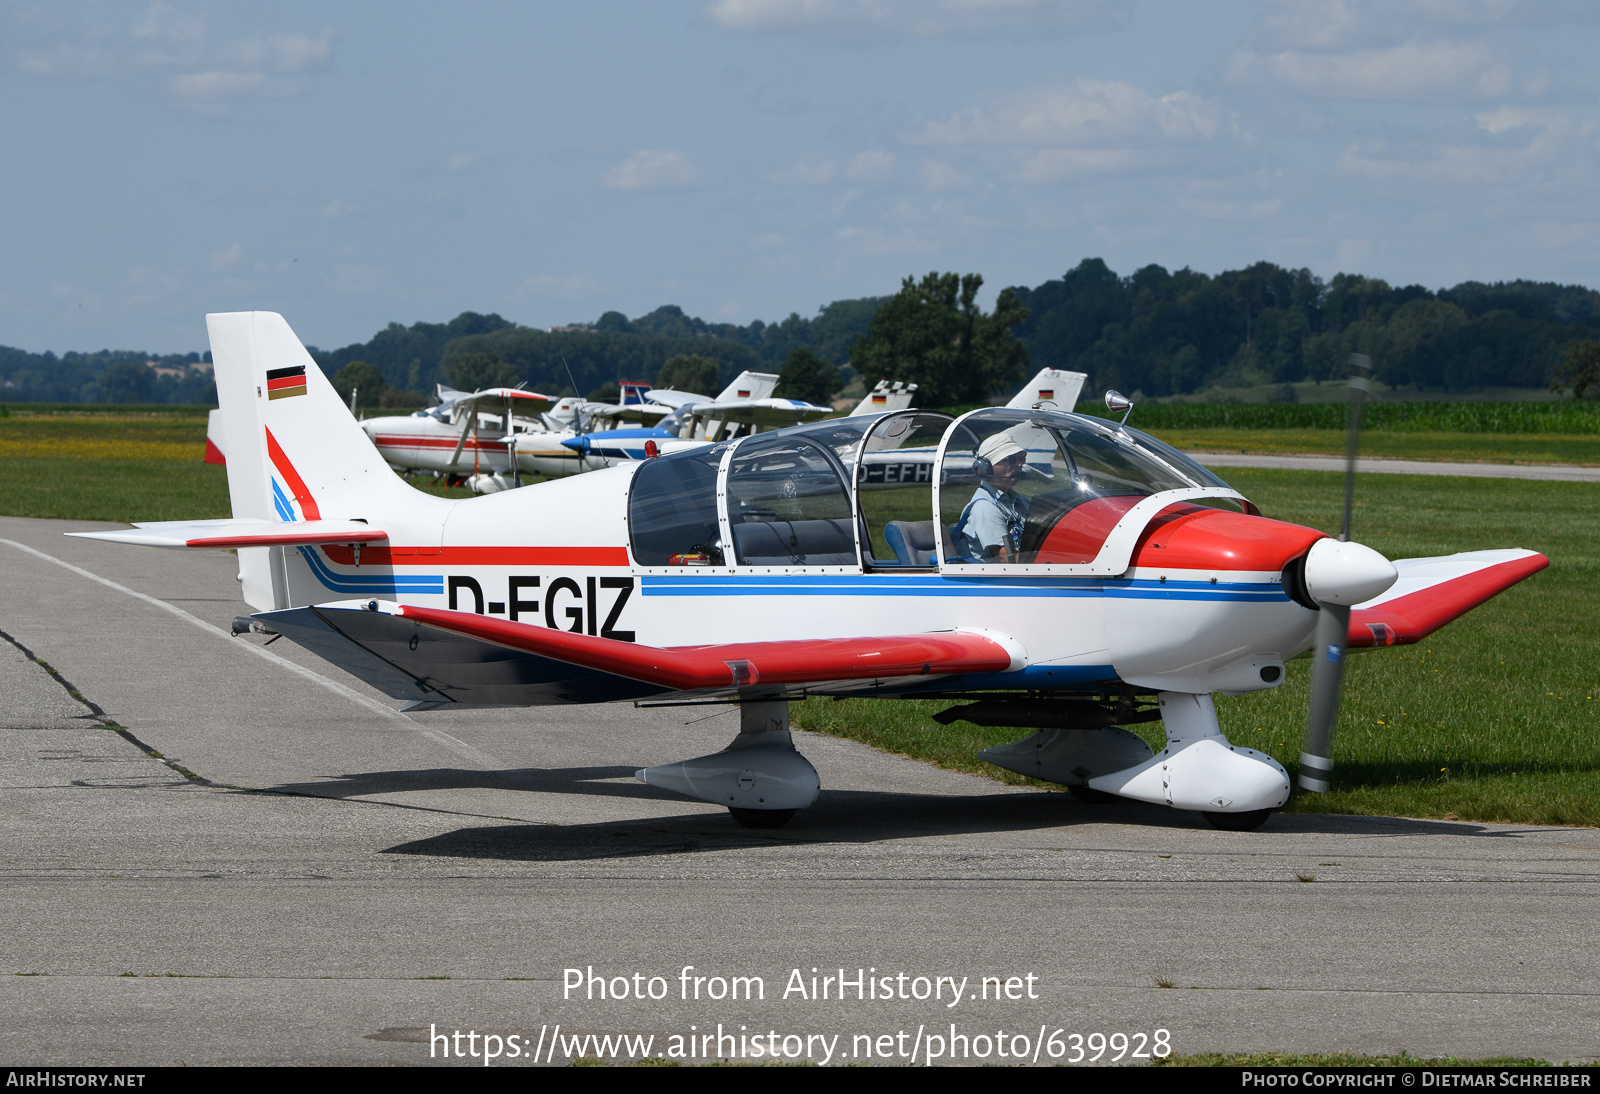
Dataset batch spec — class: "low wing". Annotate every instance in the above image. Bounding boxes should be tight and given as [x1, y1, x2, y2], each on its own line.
[393, 603, 1016, 690]
[67, 518, 387, 549]
[1349, 548, 1547, 648]
[252, 600, 1018, 708]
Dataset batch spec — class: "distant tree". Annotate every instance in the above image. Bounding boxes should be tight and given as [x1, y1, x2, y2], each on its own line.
[851, 272, 1029, 406]
[97, 361, 154, 404]
[656, 354, 719, 395]
[378, 388, 427, 410]
[1551, 340, 1600, 400]
[589, 382, 621, 403]
[773, 348, 840, 405]
[332, 360, 387, 409]
[594, 311, 633, 334]
[449, 352, 520, 392]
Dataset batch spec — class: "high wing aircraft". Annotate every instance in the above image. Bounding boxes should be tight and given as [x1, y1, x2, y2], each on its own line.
[358, 386, 554, 490]
[568, 367, 1084, 470]
[513, 370, 829, 478]
[75, 314, 1547, 831]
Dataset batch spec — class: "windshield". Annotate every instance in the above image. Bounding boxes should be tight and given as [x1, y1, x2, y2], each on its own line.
[939, 407, 1200, 565]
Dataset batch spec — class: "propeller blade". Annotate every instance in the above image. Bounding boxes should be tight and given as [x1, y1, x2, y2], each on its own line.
[1300, 602, 1350, 792]
[1299, 352, 1371, 794]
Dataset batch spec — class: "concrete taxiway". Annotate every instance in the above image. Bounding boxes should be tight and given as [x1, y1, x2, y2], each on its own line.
[1, 514, 1596, 1067]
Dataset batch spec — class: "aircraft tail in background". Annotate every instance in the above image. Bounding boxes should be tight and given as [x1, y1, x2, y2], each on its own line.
[1005, 368, 1088, 411]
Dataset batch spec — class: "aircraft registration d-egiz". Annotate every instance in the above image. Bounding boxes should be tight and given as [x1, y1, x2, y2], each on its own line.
[75, 314, 1547, 831]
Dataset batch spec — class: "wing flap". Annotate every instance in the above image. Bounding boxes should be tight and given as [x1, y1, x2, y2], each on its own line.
[67, 518, 388, 549]
[392, 603, 1016, 690]
[1348, 548, 1547, 648]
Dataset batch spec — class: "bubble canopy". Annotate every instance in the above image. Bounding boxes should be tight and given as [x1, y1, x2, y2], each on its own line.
[627, 408, 1247, 570]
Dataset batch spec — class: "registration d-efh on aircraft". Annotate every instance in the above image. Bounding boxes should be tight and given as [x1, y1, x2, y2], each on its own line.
[73, 314, 1547, 830]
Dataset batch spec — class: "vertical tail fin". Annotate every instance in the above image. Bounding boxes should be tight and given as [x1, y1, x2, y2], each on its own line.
[210, 312, 419, 522]
[1006, 368, 1087, 411]
[208, 312, 449, 611]
[715, 370, 779, 403]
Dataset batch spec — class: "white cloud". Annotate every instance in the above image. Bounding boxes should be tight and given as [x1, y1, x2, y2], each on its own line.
[602, 150, 704, 191]
[519, 273, 600, 299]
[836, 224, 942, 254]
[1227, 39, 1511, 101]
[1245, 0, 1569, 52]
[845, 150, 895, 182]
[447, 149, 490, 172]
[210, 243, 243, 270]
[11, 5, 334, 113]
[911, 81, 1220, 147]
[1012, 148, 1149, 182]
[705, 0, 1124, 38]
[765, 155, 836, 186]
[124, 264, 183, 304]
[1335, 109, 1597, 186]
[917, 160, 970, 191]
[330, 264, 384, 294]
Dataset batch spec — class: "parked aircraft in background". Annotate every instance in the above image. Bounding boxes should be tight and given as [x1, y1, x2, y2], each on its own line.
[87, 313, 1546, 832]
[565, 367, 1085, 468]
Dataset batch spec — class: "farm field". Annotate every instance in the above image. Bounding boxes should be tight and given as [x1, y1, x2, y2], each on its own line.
[3, 405, 1593, 827]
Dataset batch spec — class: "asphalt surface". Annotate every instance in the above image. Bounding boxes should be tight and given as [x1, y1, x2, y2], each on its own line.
[1194, 452, 1600, 482]
[2, 514, 1597, 1067]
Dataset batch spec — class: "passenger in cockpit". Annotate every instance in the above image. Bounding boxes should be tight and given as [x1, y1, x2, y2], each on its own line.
[952, 433, 1030, 562]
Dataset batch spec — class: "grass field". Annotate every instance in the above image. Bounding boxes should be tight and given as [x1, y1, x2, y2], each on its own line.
[1149, 429, 1600, 466]
[4, 406, 1594, 826]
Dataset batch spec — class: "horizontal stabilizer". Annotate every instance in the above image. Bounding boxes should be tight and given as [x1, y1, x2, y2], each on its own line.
[68, 518, 388, 549]
[393, 603, 1018, 690]
[1349, 548, 1547, 648]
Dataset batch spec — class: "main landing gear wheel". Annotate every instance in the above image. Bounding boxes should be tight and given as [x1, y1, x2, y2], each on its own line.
[729, 807, 796, 829]
[1067, 785, 1119, 804]
[1204, 809, 1274, 832]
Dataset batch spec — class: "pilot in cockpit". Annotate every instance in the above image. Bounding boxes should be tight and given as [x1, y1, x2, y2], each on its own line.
[952, 432, 1030, 562]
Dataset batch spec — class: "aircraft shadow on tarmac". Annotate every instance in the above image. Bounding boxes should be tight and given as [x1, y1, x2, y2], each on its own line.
[248, 765, 1499, 862]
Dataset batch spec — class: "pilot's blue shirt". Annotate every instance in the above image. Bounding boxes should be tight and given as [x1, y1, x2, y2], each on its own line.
[954, 482, 1029, 561]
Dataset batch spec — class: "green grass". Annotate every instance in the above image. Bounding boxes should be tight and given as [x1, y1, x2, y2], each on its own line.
[1153, 429, 1600, 466]
[0, 411, 480, 521]
[1086, 400, 1600, 433]
[797, 469, 1600, 827]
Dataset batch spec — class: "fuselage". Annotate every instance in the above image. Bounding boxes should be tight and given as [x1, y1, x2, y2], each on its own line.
[280, 408, 1329, 701]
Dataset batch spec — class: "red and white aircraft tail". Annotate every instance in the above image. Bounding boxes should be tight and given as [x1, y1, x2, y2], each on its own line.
[209, 312, 420, 524]
[74, 312, 453, 610]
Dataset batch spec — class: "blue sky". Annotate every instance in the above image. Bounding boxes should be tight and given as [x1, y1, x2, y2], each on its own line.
[3, 0, 1597, 354]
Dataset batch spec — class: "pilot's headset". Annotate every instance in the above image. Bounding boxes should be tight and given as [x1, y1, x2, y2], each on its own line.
[974, 432, 1026, 478]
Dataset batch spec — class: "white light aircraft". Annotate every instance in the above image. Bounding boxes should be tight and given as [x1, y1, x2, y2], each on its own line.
[78, 315, 1546, 830]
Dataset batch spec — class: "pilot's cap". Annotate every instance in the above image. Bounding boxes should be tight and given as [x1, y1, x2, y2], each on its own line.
[977, 432, 1026, 467]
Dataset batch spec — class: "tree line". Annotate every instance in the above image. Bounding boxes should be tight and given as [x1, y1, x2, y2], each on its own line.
[5, 258, 1600, 406]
